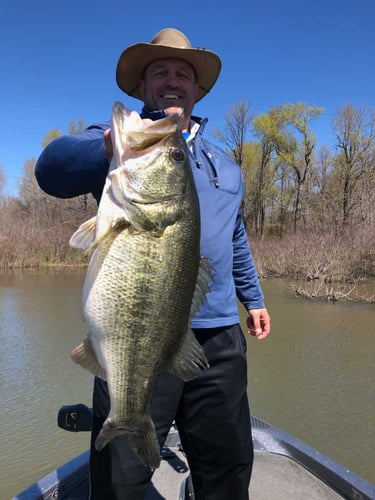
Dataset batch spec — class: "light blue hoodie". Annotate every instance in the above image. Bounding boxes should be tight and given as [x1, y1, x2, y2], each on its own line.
[35, 108, 265, 329]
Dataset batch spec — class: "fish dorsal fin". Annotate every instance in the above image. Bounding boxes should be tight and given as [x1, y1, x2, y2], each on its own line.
[190, 257, 213, 319]
[167, 328, 209, 381]
[69, 217, 97, 250]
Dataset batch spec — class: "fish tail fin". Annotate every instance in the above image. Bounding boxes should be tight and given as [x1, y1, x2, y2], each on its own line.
[128, 418, 161, 470]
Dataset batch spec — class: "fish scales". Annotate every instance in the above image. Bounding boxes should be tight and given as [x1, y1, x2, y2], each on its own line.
[70, 102, 210, 469]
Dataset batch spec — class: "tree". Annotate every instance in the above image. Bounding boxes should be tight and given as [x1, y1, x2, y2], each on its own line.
[42, 129, 62, 148]
[18, 158, 45, 210]
[42, 118, 87, 148]
[212, 99, 254, 167]
[252, 112, 282, 236]
[0, 164, 5, 203]
[270, 103, 324, 233]
[41, 118, 90, 210]
[307, 146, 338, 232]
[332, 103, 375, 227]
[240, 142, 263, 232]
[68, 118, 89, 207]
[68, 118, 86, 135]
[212, 100, 257, 231]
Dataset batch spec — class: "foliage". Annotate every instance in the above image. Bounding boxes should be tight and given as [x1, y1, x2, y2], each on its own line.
[42, 129, 62, 148]
[0, 157, 96, 269]
[0, 101, 373, 302]
[213, 101, 374, 240]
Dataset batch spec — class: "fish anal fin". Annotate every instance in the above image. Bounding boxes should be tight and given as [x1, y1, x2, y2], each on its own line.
[168, 329, 209, 382]
[95, 418, 119, 451]
[95, 416, 161, 470]
[71, 338, 106, 380]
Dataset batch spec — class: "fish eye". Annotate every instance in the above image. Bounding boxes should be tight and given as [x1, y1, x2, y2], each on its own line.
[170, 148, 185, 163]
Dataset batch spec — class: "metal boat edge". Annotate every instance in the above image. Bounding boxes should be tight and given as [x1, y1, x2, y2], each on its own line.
[12, 415, 375, 500]
[250, 416, 374, 500]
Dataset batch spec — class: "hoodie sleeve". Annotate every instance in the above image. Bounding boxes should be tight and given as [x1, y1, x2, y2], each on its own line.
[232, 208, 265, 310]
[35, 122, 110, 202]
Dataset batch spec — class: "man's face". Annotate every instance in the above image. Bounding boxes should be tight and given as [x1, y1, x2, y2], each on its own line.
[139, 58, 199, 123]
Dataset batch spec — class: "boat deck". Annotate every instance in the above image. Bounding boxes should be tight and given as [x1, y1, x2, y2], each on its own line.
[43, 449, 343, 499]
[250, 451, 343, 499]
[146, 448, 344, 499]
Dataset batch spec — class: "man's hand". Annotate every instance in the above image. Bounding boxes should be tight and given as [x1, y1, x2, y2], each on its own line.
[104, 129, 113, 162]
[247, 308, 271, 340]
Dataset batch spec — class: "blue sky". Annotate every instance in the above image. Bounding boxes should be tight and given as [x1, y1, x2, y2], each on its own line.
[1, 0, 374, 195]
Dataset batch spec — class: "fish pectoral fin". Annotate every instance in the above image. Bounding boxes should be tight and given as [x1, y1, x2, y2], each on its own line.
[86, 218, 130, 255]
[71, 338, 106, 380]
[190, 257, 214, 318]
[167, 328, 209, 381]
[69, 217, 97, 250]
[72, 215, 130, 255]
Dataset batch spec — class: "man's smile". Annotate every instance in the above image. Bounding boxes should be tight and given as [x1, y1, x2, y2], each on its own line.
[161, 93, 181, 100]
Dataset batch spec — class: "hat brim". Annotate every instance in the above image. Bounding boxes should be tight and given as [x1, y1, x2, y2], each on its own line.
[116, 43, 221, 103]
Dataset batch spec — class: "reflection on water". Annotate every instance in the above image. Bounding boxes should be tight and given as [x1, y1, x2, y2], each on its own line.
[241, 280, 375, 486]
[0, 269, 92, 498]
[1, 271, 374, 497]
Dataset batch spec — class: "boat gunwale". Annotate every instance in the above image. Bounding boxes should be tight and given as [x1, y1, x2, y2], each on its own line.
[250, 416, 374, 500]
[13, 417, 375, 500]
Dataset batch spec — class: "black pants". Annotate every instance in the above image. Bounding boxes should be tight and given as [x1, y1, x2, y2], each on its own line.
[89, 325, 253, 500]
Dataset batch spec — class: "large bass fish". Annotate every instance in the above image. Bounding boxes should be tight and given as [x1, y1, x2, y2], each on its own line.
[69, 102, 210, 469]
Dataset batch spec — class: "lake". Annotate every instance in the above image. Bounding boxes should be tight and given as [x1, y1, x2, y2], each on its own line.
[1, 269, 374, 498]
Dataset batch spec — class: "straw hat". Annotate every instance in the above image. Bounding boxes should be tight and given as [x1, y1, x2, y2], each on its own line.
[116, 28, 222, 102]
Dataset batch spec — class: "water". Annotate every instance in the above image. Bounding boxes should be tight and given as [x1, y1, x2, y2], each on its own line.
[241, 280, 374, 487]
[1, 270, 374, 498]
[0, 269, 92, 499]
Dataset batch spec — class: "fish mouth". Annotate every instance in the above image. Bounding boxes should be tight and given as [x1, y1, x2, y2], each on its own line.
[130, 193, 183, 205]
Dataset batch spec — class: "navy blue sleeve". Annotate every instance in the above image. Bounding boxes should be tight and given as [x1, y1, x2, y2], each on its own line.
[35, 122, 111, 203]
[232, 209, 265, 310]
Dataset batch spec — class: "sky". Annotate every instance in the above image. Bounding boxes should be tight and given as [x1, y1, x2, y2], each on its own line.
[1, 0, 374, 195]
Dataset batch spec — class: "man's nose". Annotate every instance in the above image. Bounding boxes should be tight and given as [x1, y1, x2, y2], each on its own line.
[165, 74, 179, 87]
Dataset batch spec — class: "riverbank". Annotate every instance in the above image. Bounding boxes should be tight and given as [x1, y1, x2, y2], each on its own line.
[252, 232, 375, 303]
[0, 200, 375, 303]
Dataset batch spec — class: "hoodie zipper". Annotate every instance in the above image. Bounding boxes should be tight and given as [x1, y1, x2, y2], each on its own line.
[190, 139, 220, 189]
[203, 150, 219, 188]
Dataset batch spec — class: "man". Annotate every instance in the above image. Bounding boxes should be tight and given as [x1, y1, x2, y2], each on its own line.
[35, 28, 271, 500]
